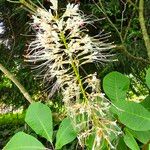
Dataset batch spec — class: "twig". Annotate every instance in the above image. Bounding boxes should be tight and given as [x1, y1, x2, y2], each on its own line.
[6, 14, 16, 64]
[19, 0, 36, 13]
[94, 0, 123, 43]
[116, 45, 150, 64]
[120, 0, 127, 35]
[123, 0, 138, 40]
[6, 0, 20, 3]
[139, 0, 150, 59]
[0, 63, 33, 103]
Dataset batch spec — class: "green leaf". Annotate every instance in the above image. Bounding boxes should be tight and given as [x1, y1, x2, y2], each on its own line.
[55, 117, 77, 149]
[146, 68, 150, 88]
[86, 134, 95, 150]
[3, 132, 45, 150]
[117, 137, 128, 150]
[128, 129, 150, 144]
[124, 129, 140, 150]
[112, 101, 150, 131]
[103, 71, 130, 101]
[86, 134, 111, 150]
[25, 102, 53, 142]
[141, 95, 150, 111]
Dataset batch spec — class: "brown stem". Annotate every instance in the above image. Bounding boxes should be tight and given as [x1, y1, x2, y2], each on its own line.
[142, 140, 150, 150]
[139, 0, 150, 59]
[116, 45, 150, 64]
[0, 63, 33, 103]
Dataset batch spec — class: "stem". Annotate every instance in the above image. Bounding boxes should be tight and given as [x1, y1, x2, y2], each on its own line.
[71, 58, 88, 102]
[139, 0, 150, 59]
[60, 32, 88, 102]
[116, 45, 150, 64]
[7, 0, 36, 13]
[19, 0, 36, 13]
[6, 14, 16, 64]
[7, 0, 20, 3]
[124, 0, 138, 40]
[0, 63, 33, 103]
[95, 0, 124, 43]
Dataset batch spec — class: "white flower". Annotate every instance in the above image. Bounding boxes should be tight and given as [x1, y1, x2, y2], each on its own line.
[63, 4, 79, 17]
[50, 0, 58, 11]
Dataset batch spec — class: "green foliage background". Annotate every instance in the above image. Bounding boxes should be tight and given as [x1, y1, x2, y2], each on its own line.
[0, 0, 150, 149]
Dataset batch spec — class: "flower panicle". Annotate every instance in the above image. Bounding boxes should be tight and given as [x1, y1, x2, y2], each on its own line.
[25, 1, 120, 149]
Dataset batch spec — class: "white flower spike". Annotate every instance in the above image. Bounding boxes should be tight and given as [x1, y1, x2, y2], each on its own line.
[25, 1, 120, 149]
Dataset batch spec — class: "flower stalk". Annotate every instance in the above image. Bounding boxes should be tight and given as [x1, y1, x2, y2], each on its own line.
[60, 31, 88, 102]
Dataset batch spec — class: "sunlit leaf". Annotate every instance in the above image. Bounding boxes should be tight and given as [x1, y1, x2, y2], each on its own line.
[112, 101, 150, 131]
[3, 132, 45, 150]
[128, 129, 150, 144]
[25, 102, 53, 142]
[55, 118, 77, 149]
[124, 129, 140, 150]
[103, 71, 130, 101]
